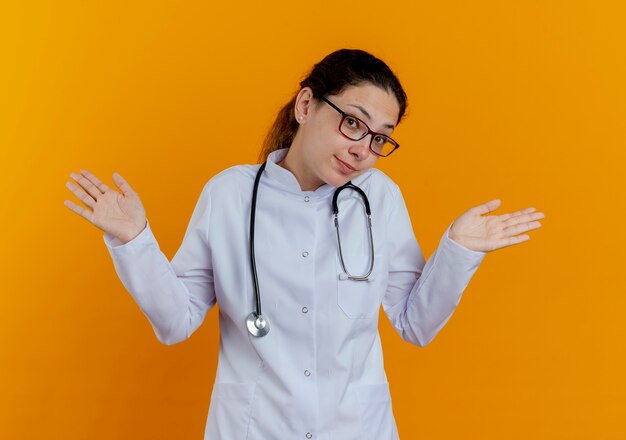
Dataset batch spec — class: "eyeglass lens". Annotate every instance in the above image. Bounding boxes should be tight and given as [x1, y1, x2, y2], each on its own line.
[340, 117, 397, 156]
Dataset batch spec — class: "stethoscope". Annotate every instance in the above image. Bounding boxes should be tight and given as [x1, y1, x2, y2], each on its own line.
[246, 162, 375, 337]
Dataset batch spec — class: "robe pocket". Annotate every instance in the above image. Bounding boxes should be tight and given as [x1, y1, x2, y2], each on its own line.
[336, 253, 387, 319]
[208, 382, 256, 438]
[355, 383, 395, 440]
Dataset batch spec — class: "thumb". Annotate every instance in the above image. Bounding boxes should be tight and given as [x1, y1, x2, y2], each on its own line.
[473, 199, 501, 216]
[112, 172, 135, 195]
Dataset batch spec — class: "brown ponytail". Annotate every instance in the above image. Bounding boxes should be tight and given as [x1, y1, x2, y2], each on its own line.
[258, 95, 299, 163]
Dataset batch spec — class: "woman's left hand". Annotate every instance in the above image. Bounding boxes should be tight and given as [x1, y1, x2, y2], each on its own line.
[448, 199, 544, 253]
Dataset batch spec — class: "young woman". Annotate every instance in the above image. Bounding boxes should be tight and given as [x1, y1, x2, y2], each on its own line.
[64, 49, 544, 439]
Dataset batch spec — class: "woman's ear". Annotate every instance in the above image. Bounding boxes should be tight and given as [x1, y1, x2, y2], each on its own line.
[294, 87, 315, 122]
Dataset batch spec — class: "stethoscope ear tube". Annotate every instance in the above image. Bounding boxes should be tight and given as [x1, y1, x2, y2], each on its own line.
[332, 182, 371, 215]
[333, 181, 375, 282]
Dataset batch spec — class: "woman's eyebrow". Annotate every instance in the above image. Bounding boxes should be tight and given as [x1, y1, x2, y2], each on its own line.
[346, 104, 395, 130]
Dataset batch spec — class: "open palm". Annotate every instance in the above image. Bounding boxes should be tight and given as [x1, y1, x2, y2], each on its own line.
[449, 199, 544, 253]
[64, 169, 147, 244]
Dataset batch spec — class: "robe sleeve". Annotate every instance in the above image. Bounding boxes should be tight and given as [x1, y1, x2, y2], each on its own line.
[103, 182, 216, 345]
[382, 186, 486, 346]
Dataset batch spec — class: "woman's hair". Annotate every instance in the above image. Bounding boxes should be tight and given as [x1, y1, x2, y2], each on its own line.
[259, 49, 408, 162]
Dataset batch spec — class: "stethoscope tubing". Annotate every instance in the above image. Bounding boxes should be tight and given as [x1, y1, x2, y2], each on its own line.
[249, 162, 266, 317]
[247, 162, 374, 337]
[332, 182, 375, 281]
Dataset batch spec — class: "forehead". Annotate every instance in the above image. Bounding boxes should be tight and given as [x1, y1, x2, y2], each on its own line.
[329, 83, 400, 130]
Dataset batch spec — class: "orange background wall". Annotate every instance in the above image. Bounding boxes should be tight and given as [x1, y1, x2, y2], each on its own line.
[1, 1, 625, 438]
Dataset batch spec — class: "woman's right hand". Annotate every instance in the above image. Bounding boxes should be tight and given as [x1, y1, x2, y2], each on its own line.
[64, 169, 147, 244]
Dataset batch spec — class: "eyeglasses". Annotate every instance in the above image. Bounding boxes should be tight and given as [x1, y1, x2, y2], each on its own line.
[320, 96, 400, 157]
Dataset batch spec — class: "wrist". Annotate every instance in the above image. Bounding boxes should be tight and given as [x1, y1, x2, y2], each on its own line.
[448, 222, 459, 243]
[120, 220, 147, 244]
[448, 233, 461, 245]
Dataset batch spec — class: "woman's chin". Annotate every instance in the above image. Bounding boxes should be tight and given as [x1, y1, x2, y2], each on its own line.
[325, 173, 352, 188]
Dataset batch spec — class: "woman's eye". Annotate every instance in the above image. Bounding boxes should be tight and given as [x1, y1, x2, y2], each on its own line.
[346, 117, 359, 128]
[373, 135, 386, 145]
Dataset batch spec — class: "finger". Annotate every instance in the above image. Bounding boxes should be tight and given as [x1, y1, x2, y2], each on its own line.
[496, 207, 539, 223]
[63, 199, 94, 223]
[70, 171, 103, 201]
[503, 220, 542, 236]
[503, 212, 545, 228]
[112, 172, 135, 196]
[65, 180, 96, 209]
[473, 199, 501, 216]
[491, 234, 530, 251]
[79, 169, 111, 193]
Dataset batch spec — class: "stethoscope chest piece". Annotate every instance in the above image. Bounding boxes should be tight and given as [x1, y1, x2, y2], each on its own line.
[246, 312, 270, 337]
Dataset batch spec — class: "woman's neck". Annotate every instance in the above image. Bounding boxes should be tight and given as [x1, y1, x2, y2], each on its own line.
[277, 143, 324, 192]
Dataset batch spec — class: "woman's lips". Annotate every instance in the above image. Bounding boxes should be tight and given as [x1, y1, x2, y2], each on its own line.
[335, 156, 356, 174]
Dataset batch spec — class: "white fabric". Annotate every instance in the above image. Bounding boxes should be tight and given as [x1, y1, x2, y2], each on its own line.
[104, 148, 486, 439]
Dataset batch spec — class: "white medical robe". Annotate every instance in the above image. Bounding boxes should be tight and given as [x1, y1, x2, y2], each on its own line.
[104, 148, 486, 439]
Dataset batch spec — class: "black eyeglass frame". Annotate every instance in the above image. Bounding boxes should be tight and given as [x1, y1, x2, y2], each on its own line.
[320, 96, 400, 157]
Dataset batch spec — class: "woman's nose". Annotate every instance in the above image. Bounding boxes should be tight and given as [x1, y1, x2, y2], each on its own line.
[348, 135, 372, 160]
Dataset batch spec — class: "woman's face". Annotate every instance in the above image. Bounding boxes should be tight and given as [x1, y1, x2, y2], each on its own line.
[288, 83, 401, 190]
